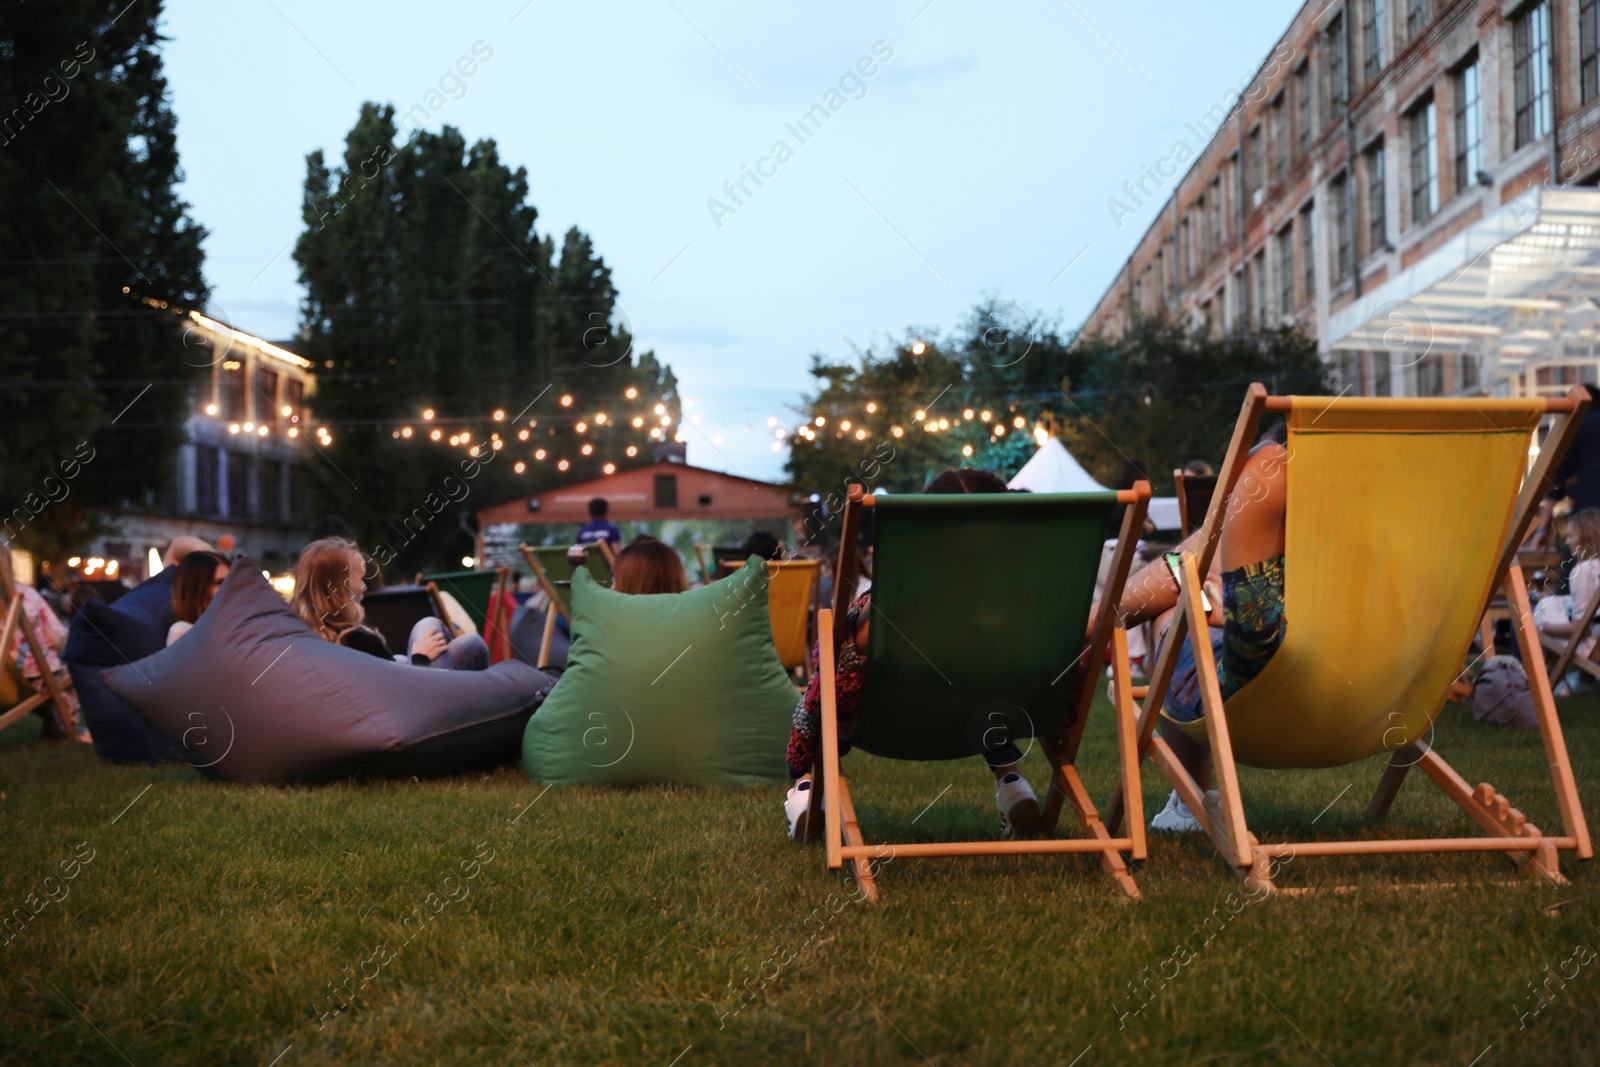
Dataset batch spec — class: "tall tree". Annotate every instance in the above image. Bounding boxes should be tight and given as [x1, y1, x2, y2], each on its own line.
[0, 0, 207, 561]
[295, 104, 676, 575]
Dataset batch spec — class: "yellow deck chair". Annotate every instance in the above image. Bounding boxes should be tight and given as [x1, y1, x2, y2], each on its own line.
[1108, 383, 1593, 890]
[717, 558, 820, 678]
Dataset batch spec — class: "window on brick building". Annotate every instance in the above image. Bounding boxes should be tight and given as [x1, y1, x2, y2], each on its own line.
[1299, 204, 1317, 304]
[1453, 58, 1481, 196]
[1408, 97, 1438, 224]
[1361, 0, 1385, 85]
[1583, 0, 1600, 102]
[1270, 93, 1288, 185]
[1333, 173, 1354, 281]
[1514, 2, 1553, 149]
[1405, 0, 1429, 40]
[1294, 61, 1313, 156]
[1253, 251, 1268, 328]
[1246, 125, 1265, 198]
[1365, 143, 1387, 254]
[1324, 12, 1348, 126]
[1276, 227, 1294, 318]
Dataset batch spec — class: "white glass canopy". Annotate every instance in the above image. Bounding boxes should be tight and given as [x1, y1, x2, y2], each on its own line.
[1328, 186, 1600, 396]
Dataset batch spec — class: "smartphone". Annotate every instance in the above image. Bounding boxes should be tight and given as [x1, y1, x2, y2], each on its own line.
[1164, 552, 1213, 614]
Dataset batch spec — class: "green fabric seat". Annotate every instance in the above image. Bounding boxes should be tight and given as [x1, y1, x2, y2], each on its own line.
[523, 558, 791, 786]
[419, 570, 499, 631]
[526, 546, 611, 615]
[854, 491, 1117, 762]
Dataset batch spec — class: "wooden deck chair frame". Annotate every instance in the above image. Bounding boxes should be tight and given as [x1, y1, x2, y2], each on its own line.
[692, 544, 715, 586]
[811, 482, 1153, 902]
[518, 544, 568, 669]
[0, 552, 76, 737]
[1173, 468, 1219, 537]
[1106, 383, 1594, 891]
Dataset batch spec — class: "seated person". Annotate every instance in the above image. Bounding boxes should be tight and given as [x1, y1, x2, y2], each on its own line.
[291, 537, 488, 671]
[611, 540, 689, 595]
[784, 468, 1041, 840]
[1534, 508, 1600, 692]
[167, 551, 230, 645]
[8, 579, 87, 740]
[1088, 424, 1289, 833]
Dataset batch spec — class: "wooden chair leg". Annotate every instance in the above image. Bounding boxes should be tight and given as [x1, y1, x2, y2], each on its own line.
[1174, 554, 1252, 871]
[1507, 565, 1593, 859]
[818, 610, 843, 871]
[1366, 746, 1418, 824]
[1110, 629, 1147, 862]
[834, 778, 879, 903]
[537, 607, 557, 669]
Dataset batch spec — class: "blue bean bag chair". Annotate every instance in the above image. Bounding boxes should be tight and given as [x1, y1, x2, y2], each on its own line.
[102, 562, 552, 784]
[62, 565, 185, 763]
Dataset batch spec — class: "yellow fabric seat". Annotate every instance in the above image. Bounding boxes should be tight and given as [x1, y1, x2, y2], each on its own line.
[1173, 397, 1541, 768]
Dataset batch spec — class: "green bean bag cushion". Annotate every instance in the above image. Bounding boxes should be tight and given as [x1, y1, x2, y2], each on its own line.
[524, 558, 792, 786]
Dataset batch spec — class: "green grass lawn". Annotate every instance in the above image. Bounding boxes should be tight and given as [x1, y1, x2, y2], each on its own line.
[4, 690, 1600, 1066]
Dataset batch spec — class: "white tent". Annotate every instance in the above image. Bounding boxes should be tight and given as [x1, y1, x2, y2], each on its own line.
[1006, 437, 1107, 494]
[1008, 439, 1183, 531]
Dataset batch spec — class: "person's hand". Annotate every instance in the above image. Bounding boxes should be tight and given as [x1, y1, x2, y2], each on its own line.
[413, 628, 448, 661]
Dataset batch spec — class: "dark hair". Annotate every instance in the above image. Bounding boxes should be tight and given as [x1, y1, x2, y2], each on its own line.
[1183, 459, 1214, 476]
[742, 530, 782, 560]
[588, 497, 609, 518]
[172, 551, 228, 624]
[923, 468, 1008, 495]
[612, 541, 688, 595]
[1259, 421, 1288, 446]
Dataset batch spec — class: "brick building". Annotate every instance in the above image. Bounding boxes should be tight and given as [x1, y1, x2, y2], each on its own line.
[1080, 0, 1600, 400]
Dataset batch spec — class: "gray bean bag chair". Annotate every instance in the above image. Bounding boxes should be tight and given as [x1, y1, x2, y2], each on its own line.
[102, 561, 551, 783]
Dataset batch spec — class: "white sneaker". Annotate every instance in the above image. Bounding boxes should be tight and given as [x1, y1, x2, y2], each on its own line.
[1150, 790, 1201, 832]
[785, 779, 813, 840]
[996, 773, 1040, 836]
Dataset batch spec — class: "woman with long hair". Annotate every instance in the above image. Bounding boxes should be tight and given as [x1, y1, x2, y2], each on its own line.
[610, 540, 690, 596]
[167, 550, 230, 645]
[291, 538, 488, 670]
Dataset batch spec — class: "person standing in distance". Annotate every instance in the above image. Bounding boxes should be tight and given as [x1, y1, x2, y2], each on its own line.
[577, 497, 622, 549]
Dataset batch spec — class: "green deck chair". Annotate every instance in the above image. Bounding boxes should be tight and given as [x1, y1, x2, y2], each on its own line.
[417, 569, 499, 632]
[518, 544, 613, 667]
[814, 482, 1152, 901]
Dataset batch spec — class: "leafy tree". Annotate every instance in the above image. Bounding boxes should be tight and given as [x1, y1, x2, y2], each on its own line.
[0, 0, 207, 561]
[295, 104, 676, 575]
[785, 305, 1331, 536]
[1064, 316, 1331, 488]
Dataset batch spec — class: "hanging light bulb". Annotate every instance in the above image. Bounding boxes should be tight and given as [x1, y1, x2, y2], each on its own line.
[603, 462, 616, 475]
[962, 444, 974, 457]
[654, 403, 667, 416]
[625, 386, 638, 400]
[581, 443, 593, 456]
[514, 461, 527, 474]
[840, 420, 852, 432]
[854, 428, 867, 441]
[518, 429, 530, 441]
[557, 459, 570, 471]
[814, 415, 826, 427]
[963, 408, 975, 420]
[595, 413, 608, 424]
[576, 422, 588, 433]
[980, 410, 992, 422]
[560, 395, 573, 407]
[535, 449, 547, 460]
[914, 410, 926, 421]
[866, 402, 878, 414]
[401, 426, 413, 438]
[1013, 415, 1026, 429]
[626, 445, 638, 457]
[423, 408, 435, 420]
[632, 416, 645, 428]
[430, 428, 443, 441]
[493, 409, 505, 421]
